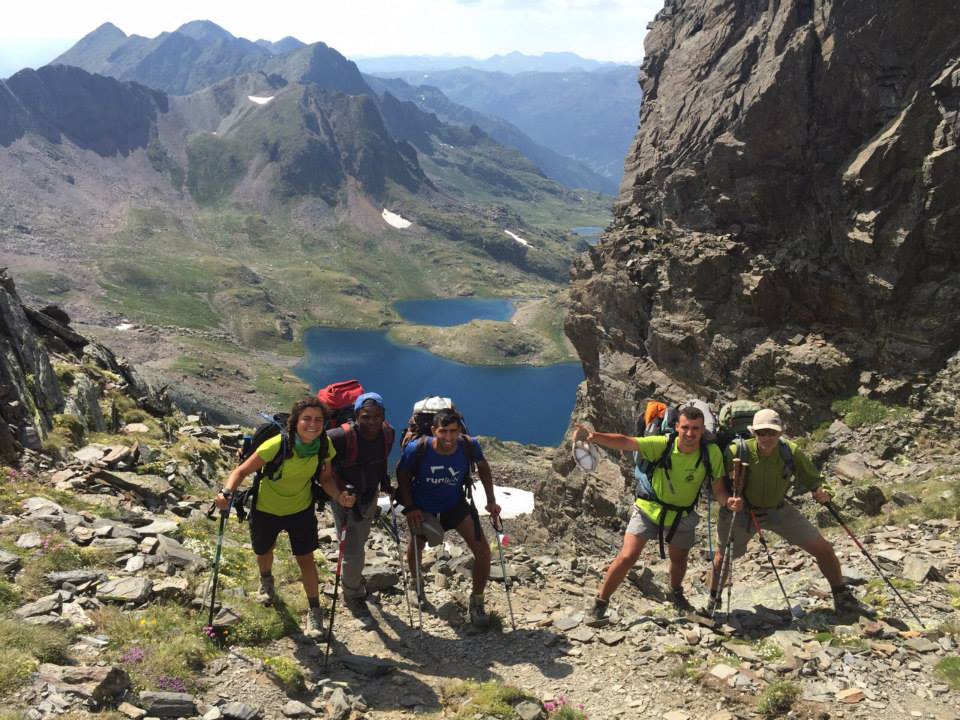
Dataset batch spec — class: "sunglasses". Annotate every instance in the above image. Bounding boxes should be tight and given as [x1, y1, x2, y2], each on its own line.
[754, 429, 780, 437]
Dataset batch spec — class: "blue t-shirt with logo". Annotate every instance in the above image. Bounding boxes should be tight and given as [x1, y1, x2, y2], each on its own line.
[397, 436, 485, 514]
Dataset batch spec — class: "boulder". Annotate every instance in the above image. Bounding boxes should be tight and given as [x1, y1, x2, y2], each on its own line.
[38, 664, 131, 703]
[138, 691, 196, 717]
[0, 548, 21, 574]
[97, 577, 153, 604]
[156, 535, 206, 570]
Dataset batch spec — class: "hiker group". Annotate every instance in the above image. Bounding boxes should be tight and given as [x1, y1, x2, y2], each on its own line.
[211, 384, 908, 658]
[576, 399, 878, 623]
[212, 382, 506, 652]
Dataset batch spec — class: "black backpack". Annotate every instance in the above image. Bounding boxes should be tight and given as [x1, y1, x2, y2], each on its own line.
[400, 396, 469, 449]
[233, 413, 328, 522]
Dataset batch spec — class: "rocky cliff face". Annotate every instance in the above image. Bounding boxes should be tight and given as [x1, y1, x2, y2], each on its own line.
[567, 0, 960, 432]
[545, 0, 960, 541]
[0, 270, 169, 464]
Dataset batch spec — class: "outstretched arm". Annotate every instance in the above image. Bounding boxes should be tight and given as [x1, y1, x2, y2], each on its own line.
[574, 424, 638, 452]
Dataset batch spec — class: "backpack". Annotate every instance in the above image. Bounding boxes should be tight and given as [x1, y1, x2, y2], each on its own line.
[334, 420, 396, 501]
[716, 400, 761, 450]
[399, 402, 482, 541]
[633, 400, 716, 559]
[233, 412, 327, 522]
[317, 380, 364, 428]
[400, 396, 469, 448]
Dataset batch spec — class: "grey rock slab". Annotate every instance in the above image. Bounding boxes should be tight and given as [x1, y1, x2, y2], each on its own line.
[47, 569, 106, 586]
[138, 691, 197, 717]
[339, 654, 394, 677]
[902, 556, 941, 582]
[553, 615, 582, 631]
[328, 688, 352, 720]
[89, 537, 139, 555]
[568, 625, 595, 643]
[221, 702, 261, 720]
[599, 630, 626, 645]
[877, 549, 906, 563]
[92, 470, 173, 501]
[73, 446, 107, 463]
[15, 594, 62, 618]
[282, 701, 316, 718]
[365, 564, 399, 592]
[156, 535, 206, 569]
[16, 532, 43, 548]
[38, 664, 131, 703]
[137, 518, 180, 536]
[61, 601, 96, 629]
[834, 453, 875, 484]
[905, 637, 940, 653]
[23, 497, 65, 514]
[97, 577, 153, 604]
[0, 548, 21, 573]
[515, 700, 545, 720]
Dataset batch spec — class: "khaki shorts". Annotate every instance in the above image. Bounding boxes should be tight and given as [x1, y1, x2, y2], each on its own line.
[716, 502, 821, 558]
[625, 506, 700, 550]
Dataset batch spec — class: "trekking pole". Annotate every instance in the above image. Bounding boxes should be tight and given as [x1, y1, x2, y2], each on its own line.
[710, 459, 743, 619]
[389, 500, 415, 628]
[490, 516, 516, 631]
[748, 508, 799, 620]
[706, 492, 714, 559]
[324, 484, 355, 667]
[412, 525, 424, 638]
[204, 496, 232, 631]
[824, 502, 925, 628]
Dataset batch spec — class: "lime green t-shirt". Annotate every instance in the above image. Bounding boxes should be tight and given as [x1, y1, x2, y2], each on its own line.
[634, 436, 724, 526]
[724, 438, 820, 509]
[254, 434, 336, 516]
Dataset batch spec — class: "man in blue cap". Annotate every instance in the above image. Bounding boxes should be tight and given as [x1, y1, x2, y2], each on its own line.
[326, 392, 396, 623]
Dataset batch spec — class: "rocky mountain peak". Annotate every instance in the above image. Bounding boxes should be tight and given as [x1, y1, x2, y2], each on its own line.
[568, 0, 960, 430]
[173, 20, 236, 44]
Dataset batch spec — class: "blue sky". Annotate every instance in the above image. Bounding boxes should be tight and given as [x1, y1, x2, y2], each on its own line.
[1, 0, 663, 78]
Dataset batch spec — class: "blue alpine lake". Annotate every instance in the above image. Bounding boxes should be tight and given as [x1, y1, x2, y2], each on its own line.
[394, 297, 515, 326]
[294, 328, 583, 452]
[571, 226, 603, 246]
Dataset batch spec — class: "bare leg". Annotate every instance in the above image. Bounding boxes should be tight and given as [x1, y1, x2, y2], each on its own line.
[597, 533, 647, 602]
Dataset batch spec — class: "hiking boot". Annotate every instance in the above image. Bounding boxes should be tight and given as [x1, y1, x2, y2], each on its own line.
[587, 598, 610, 620]
[469, 593, 491, 628]
[705, 592, 721, 618]
[304, 606, 324, 638]
[833, 586, 877, 618]
[255, 575, 276, 605]
[670, 587, 694, 615]
[345, 595, 372, 618]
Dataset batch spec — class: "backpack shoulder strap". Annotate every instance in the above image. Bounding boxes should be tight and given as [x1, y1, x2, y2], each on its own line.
[655, 433, 675, 471]
[699, 439, 713, 479]
[338, 421, 358, 466]
[383, 422, 396, 458]
[778, 439, 795, 479]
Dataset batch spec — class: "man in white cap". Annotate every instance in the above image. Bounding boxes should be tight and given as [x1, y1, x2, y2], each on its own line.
[708, 408, 873, 617]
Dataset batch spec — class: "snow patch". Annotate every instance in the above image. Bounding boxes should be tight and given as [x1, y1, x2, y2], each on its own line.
[473, 481, 535, 519]
[504, 230, 530, 247]
[382, 209, 412, 229]
[115, 322, 134, 332]
[248, 95, 274, 105]
[376, 482, 534, 520]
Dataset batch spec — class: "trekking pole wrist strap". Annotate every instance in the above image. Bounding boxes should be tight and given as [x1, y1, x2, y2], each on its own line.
[219, 488, 233, 498]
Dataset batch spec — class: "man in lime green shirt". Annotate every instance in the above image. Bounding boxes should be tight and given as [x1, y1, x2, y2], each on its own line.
[709, 408, 873, 617]
[578, 405, 724, 618]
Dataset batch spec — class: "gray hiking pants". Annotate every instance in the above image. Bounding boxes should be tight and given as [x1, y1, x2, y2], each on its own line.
[331, 499, 377, 599]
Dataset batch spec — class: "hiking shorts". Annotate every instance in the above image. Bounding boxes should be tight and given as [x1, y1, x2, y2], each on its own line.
[417, 499, 482, 542]
[716, 502, 821, 559]
[249, 506, 319, 557]
[625, 506, 700, 550]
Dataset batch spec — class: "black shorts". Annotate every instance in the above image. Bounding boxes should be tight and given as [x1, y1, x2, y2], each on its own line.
[438, 498, 482, 539]
[249, 506, 318, 557]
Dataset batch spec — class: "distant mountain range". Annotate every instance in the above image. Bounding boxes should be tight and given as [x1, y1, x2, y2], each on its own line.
[354, 51, 631, 74]
[51, 22, 634, 192]
[372, 66, 641, 182]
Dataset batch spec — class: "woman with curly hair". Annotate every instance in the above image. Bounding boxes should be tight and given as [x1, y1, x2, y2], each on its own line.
[214, 396, 356, 637]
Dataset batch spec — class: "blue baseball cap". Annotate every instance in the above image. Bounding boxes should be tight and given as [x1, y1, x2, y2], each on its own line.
[354, 392, 385, 411]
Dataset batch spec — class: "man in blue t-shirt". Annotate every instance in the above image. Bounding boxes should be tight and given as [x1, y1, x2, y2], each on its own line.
[396, 408, 501, 628]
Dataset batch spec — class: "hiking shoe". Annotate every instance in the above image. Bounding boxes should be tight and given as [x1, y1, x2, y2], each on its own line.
[469, 593, 491, 628]
[255, 575, 276, 605]
[833, 586, 877, 618]
[589, 597, 609, 621]
[345, 595, 373, 621]
[304, 607, 324, 638]
[670, 587, 694, 615]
